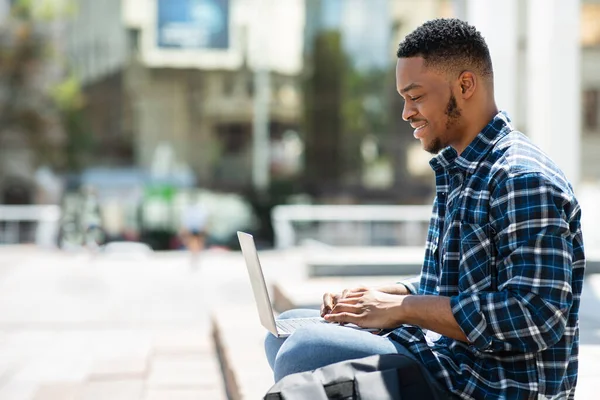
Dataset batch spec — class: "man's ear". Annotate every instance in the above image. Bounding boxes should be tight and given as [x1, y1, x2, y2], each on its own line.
[458, 71, 476, 99]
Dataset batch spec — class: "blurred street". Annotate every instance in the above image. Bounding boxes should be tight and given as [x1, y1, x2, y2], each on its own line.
[0, 246, 599, 399]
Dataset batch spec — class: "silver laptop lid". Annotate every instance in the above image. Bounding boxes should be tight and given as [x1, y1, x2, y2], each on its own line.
[237, 231, 278, 336]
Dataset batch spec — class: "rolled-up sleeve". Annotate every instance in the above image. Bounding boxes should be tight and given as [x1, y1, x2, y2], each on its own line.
[397, 276, 421, 295]
[450, 173, 574, 353]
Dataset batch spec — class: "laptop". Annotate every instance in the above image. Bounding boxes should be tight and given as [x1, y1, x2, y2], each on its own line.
[237, 231, 378, 338]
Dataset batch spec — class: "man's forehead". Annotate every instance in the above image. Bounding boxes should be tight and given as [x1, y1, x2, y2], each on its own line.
[396, 57, 443, 91]
[396, 56, 426, 70]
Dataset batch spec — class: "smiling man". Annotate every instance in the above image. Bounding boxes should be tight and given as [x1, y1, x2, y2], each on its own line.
[265, 19, 585, 399]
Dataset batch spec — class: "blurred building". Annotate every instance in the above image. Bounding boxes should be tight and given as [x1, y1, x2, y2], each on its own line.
[65, 0, 305, 191]
[2, 0, 598, 206]
[65, 0, 132, 168]
[581, 1, 600, 181]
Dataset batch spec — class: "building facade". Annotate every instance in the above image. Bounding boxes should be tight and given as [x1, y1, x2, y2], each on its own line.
[63, 0, 305, 192]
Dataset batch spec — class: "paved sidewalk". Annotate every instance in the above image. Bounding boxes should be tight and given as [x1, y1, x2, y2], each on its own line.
[0, 247, 228, 400]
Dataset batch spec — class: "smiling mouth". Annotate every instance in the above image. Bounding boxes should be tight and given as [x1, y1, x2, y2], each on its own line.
[412, 122, 428, 139]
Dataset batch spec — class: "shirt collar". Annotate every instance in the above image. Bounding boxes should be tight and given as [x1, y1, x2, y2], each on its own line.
[429, 111, 513, 175]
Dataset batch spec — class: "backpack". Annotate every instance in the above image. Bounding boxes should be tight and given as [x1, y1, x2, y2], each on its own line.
[264, 354, 451, 400]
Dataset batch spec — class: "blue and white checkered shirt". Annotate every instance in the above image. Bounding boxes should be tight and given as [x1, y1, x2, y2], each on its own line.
[393, 112, 585, 399]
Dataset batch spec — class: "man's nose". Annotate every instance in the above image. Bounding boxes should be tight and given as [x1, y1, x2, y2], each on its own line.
[402, 100, 417, 122]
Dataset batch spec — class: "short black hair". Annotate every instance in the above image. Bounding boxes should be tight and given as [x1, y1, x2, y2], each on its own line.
[397, 18, 493, 79]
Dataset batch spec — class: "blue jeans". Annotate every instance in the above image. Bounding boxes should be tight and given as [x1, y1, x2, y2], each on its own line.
[264, 309, 420, 382]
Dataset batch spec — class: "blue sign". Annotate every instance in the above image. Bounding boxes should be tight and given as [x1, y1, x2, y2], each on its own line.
[157, 0, 229, 49]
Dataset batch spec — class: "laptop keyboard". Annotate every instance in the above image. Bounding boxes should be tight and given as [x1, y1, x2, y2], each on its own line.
[276, 318, 328, 334]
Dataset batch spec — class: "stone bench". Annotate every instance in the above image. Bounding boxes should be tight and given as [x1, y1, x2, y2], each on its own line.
[211, 306, 274, 400]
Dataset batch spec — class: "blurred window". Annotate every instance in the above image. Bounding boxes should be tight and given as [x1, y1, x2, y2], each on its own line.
[223, 75, 235, 97]
[128, 29, 140, 53]
[581, 4, 600, 47]
[583, 89, 599, 132]
[246, 78, 254, 97]
[217, 124, 249, 154]
[271, 79, 281, 101]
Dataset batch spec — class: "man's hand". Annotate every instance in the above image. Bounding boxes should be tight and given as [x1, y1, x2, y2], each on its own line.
[320, 286, 369, 317]
[321, 288, 469, 342]
[320, 284, 411, 318]
[323, 289, 406, 329]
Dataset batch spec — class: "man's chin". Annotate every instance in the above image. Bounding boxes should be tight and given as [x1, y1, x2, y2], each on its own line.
[423, 143, 442, 155]
[425, 149, 441, 155]
[421, 136, 444, 155]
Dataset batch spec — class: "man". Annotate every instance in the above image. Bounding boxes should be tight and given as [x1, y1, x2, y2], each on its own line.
[265, 18, 585, 399]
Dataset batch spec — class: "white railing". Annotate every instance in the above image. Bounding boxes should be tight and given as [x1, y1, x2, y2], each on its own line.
[0, 205, 61, 247]
[271, 204, 432, 249]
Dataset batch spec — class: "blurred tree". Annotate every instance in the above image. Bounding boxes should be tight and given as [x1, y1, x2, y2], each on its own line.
[302, 30, 346, 193]
[302, 29, 394, 196]
[342, 67, 390, 186]
[0, 0, 91, 172]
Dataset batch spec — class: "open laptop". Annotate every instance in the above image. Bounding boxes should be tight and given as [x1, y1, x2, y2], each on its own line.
[237, 231, 378, 338]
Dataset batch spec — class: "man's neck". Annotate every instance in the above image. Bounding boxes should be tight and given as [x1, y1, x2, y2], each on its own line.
[454, 103, 499, 155]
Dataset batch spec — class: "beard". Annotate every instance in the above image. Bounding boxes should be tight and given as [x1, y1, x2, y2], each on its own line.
[424, 137, 443, 155]
[445, 92, 462, 127]
[424, 92, 462, 155]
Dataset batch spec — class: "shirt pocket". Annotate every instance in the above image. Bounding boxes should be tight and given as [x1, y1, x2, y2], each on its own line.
[459, 222, 495, 293]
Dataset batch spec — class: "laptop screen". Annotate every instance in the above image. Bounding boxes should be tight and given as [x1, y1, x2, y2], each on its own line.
[237, 231, 278, 335]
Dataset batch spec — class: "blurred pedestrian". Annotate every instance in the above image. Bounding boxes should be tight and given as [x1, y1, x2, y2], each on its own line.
[80, 185, 106, 251]
[180, 198, 208, 269]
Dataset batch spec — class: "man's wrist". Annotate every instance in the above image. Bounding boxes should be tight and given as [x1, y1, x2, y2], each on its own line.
[398, 294, 419, 325]
[377, 283, 411, 296]
[390, 294, 412, 326]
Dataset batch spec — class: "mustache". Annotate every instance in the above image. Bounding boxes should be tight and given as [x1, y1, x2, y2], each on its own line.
[408, 118, 427, 124]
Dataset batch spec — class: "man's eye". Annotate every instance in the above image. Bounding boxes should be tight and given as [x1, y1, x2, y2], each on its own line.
[410, 96, 422, 101]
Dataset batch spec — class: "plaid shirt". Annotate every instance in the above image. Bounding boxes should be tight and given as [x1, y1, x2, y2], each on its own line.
[393, 112, 585, 399]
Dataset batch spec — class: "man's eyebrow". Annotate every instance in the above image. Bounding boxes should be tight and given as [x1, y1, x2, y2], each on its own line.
[399, 83, 422, 94]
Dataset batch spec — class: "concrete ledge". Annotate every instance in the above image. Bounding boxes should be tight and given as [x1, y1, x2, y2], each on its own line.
[586, 258, 600, 274]
[305, 247, 424, 277]
[305, 247, 600, 276]
[211, 306, 274, 400]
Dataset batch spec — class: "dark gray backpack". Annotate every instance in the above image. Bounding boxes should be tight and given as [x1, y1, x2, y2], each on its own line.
[264, 354, 452, 400]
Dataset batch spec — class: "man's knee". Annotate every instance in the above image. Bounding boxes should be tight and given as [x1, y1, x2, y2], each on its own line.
[273, 327, 328, 380]
[273, 325, 375, 381]
[265, 331, 284, 370]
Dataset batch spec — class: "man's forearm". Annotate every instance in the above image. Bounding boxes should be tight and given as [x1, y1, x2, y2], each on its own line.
[377, 283, 412, 296]
[400, 295, 469, 343]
